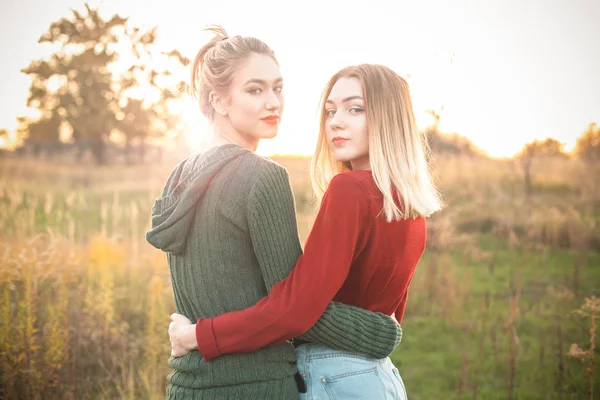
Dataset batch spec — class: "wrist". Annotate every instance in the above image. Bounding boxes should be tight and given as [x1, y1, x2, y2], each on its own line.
[185, 323, 198, 351]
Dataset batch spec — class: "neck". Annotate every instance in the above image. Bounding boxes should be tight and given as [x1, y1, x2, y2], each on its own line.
[207, 118, 259, 152]
[350, 156, 371, 171]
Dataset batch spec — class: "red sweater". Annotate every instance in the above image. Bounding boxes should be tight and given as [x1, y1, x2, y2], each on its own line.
[195, 170, 426, 361]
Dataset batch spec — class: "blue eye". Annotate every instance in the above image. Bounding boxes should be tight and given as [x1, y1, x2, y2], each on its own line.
[274, 86, 283, 93]
[349, 107, 364, 114]
[325, 109, 336, 117]
[248, 88, 262, 94]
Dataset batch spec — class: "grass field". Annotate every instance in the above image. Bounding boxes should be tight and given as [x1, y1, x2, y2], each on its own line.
[0, 153, 598, 399]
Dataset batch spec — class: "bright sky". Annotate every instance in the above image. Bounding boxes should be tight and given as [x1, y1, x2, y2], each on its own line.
[1, 0, 599, 157]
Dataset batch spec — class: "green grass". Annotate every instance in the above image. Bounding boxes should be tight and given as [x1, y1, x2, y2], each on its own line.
[393, 236, 599, 399]
[0, 188, 153, 240]
[1, 155, 598, 399]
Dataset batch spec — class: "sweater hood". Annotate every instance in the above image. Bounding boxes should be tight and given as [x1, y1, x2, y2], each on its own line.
[145, 144, 250, 255]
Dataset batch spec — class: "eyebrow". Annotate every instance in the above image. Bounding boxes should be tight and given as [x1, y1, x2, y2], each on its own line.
[244, 77, 283, 85]
[326, 96, 364, 104]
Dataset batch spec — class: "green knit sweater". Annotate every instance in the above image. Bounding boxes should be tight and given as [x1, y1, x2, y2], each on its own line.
[146, 144, 402, 399]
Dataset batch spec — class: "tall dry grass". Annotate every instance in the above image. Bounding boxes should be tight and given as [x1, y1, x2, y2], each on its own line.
[0, 153, 598, 399]
[0, 233, 172, 399]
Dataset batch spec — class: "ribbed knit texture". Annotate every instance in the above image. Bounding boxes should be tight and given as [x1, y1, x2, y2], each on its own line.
[146, 144, 402, 399]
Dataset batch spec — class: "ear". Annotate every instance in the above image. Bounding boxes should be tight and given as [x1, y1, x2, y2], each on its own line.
[209, 90, 228, 117]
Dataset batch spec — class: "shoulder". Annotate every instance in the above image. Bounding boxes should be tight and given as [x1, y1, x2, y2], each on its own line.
[322, 171, 372, 211]
[318, 172, 373, 226]
[248, 154, 290, 183]
[221, 151, 289, 186]
[252, 153, 289, 174]
[244, 154, 293, 199]
[327, 171, 371, 196]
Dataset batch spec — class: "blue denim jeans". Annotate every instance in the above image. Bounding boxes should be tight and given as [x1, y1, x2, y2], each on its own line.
[295, 344, 408, 400]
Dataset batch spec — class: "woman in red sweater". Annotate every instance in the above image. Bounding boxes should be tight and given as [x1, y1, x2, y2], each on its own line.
[169, 64, 442, 399]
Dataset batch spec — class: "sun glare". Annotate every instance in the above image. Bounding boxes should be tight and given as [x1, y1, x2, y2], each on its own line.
[0, 0, 597, 159]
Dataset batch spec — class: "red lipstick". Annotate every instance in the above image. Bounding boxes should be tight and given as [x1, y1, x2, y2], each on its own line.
[332, 137, 349, 146]
[261, 115, 279, 125]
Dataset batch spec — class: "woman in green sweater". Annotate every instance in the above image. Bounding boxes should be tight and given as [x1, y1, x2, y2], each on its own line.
[146, 26, 401, 399]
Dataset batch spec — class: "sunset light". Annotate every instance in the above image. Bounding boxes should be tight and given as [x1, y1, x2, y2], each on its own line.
[1, 0, 598, 158]
[2, 2, 599, 399]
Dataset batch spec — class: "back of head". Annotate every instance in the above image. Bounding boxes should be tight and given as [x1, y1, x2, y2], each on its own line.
[189, 25, 278, 121]
[311, 64, 443, 221]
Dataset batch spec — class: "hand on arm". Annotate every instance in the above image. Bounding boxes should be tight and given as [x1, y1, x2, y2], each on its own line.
[168, 313, 196, 357]
[195, 171, 402, 361]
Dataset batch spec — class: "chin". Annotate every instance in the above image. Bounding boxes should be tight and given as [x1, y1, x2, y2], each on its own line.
[257, 132, 278, 140]
[333, 157, 352, 164]
[330, 149, 354, 163]
[258, 127, 279, 139]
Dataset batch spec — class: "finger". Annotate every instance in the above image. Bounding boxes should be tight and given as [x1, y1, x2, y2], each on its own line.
[171, 313, 177, 321]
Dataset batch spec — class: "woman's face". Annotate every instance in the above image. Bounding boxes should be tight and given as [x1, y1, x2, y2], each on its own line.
[324, 77, 370, 170]
[221, 53, 284, 142]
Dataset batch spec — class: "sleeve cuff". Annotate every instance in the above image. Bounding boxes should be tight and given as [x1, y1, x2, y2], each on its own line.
[196, 318, 221, 361]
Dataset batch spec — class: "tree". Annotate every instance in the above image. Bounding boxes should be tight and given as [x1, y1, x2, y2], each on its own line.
[520, 137, 565, 158]
[19, 5, 126, 163]
[115, 29, 189, 164]
[423, 110, 483, 156]
[518, 138, 566, 197]
[575, 122, 600, 163]
[19, 4, 187, 164]
[0, 129, 7, 153]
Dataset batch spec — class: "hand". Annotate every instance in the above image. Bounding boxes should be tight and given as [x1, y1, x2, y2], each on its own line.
[168, 313, 197, 358]
[390, 313, 398, 324]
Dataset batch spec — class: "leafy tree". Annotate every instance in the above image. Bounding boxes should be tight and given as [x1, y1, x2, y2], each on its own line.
[424, 109, 483, 156]
[575, 122, 600, 163]
[518, 138, 566, 197]
[116, 29, 189, 164]
[19, 4, 187, 164]
[20, 5, 125, 163]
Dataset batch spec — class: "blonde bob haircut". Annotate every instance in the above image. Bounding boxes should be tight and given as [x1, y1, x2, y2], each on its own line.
[310, 64, 443, 221]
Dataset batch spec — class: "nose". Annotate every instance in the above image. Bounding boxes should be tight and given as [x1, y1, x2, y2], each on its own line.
[265, 89, 281, 111]
[329, 113, 343, 131]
